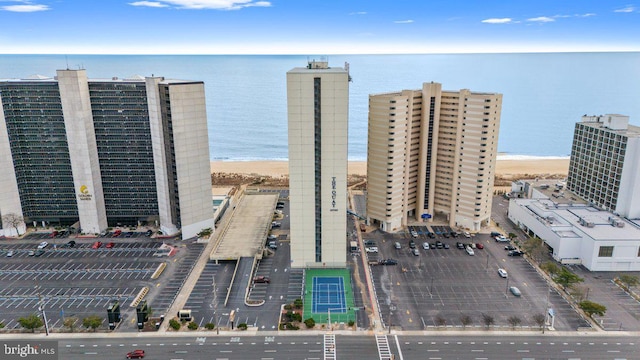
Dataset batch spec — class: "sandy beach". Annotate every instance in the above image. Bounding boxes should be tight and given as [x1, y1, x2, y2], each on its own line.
[211, 159, 570, 179]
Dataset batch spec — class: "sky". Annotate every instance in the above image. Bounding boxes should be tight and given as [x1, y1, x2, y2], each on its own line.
[0, 0, 639, 54]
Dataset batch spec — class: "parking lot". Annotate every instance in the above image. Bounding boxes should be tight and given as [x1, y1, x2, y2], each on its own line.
[364, 225, 590, 331]
[0, 235, 201, 332]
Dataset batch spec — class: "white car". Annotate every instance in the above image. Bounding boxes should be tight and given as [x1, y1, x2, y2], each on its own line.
[365, 247, 379, 253]
[498, 268, 508, 278]
[37, 241, 48, 249]
[463, 231, 471, 238]
[6, 250, 14, 257]
[422, 242, 430, 250]
[465, 246, 475, 256]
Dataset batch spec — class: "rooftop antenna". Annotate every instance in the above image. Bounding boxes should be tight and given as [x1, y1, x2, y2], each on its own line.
[65, 55, 69, 70]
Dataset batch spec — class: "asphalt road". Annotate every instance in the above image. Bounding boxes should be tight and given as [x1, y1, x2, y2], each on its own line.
[56, 333, 640, 360]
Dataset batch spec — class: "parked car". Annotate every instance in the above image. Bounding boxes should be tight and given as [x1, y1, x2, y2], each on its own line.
[443, 243, 450, 249]
[364, 240, 376, 246]
[49, 231, 58, 238]
[505, 245, 516, 251]
[126, 349, 145, 359]
[491, 231, 502, 237]
[422, 242, 430, 250]
[498, 268, 508, 278]
[409, 240, 416, 249]
[394, 242, 402, 249]
[495, 236, 510, 243]
[380, 258, 398, 265]
[28, 250, 35, 256]
[268, 241, 278, 250]
[254, 276, 271, 283]
[456, 242, 465, 249]
[37, 241, 48, 249]
[92, 241, 103, 249]
[508, 250, 523, 257]
[412, 248, 420, 256]
[6, 250, 14, 257]
[145, 229, 153, 237]
[451, 231, 459, 238]
[427, 232, 436, 239]
[468, 243, 476, 249]
[34, 249, 45, 257]
[64, 240, 76, 248]
[106, 242, 115, 249]
[475, 243, 484, 249]
[465, 246, 475, 256]
[271, 222, 281, 228]
[365, 247, 379, 253]
[435, 241, 444, 249]
[443, 232, 450, 238]
[509, 286, 521, 297]
[463, 231, 471, 238]
[125, 231, 134, 238]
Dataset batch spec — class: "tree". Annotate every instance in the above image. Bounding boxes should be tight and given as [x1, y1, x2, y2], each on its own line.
[532, 313, 546, 331]
[521, 236, 548, 262]
[618, 274, 639, 291]
[0, 322, 5, 329]
[237, 323, 248, 330]
[63, 317, 78, 332]
[507, 315, 522, 329]
[169, 319, 181, 330]
[1, 213, 24, 236]
[18, 314, 43, 333]
[554, 267, 584, 290]
[481, 313, 494, 329]
[508, 232, 517, 240]
[293, 298, 303, 309]
[82, 315, 103, 332]
[459, 314, 473, 328]
[205, 323, 216, 330]
[435, 315, 446, 327]
[304, 317, 316, 328]
[187, 322, 198, 330]
[579, 300, 607, 317]
[540, 261, 561, 276]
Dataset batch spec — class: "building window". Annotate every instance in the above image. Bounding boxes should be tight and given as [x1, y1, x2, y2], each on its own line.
[598, 246, 614, 257]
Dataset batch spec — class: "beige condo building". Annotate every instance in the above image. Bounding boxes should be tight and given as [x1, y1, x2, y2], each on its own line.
[367, 82, 502, 232]
[287, 61, 349, 268]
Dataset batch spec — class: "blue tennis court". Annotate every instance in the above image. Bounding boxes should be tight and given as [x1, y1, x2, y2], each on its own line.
[312, 276, 346, 313]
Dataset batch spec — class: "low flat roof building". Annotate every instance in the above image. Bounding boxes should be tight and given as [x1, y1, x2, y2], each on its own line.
[508, 191, 640, 271]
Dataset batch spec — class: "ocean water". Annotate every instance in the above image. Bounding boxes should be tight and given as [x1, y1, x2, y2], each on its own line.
[1, 53, 639, 161]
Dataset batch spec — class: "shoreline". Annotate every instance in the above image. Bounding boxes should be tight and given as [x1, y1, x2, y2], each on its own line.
[211, 158, 570, 179]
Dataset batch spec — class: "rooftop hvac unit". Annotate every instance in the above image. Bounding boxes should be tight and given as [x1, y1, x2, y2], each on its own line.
[616, 220, 625, 228]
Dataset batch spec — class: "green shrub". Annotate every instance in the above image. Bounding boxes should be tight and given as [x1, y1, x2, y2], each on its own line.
[348, 320, 355, 327]
[286, 322, 299, 330]
[283, 304, 292, 310]
[293, 298, 303, 309]
[204, 322, 215, 330]
[187, 322, 198, 330]
[304, 318, 315, 328]
[291, 312, 302, 322]
[169, 319, 181, 330]
[237, 323, 248, 330]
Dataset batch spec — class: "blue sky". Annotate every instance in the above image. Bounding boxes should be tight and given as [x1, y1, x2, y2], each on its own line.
[1, 0, 638, 54]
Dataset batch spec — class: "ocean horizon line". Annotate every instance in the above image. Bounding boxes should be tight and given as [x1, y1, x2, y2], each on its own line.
[210, 154, 570, 162]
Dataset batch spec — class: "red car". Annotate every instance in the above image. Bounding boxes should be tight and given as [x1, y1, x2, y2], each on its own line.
[92, 241, 103, 249]
[476, 243, 484, 249]
[253, 276, 271, 283]
[126, 349, 145, 359]
[106, 242, 115, 249]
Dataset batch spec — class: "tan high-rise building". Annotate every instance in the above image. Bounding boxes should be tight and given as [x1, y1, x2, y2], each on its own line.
[367, 82, 502, 232]
[287, 60, 349, 268]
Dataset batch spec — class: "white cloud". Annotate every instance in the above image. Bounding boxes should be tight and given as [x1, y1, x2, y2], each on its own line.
[527, 16, 555, 22]
[614, 6, 635, 13]
[349, 11, 367, 15]
[481, 18, 512, 24]
[128, 0, 272, 10]
[1, 3, 49, 12]
[129, 1, 169, 7]
[393, 19, 414, 24]
[576, 13, 596, 17]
